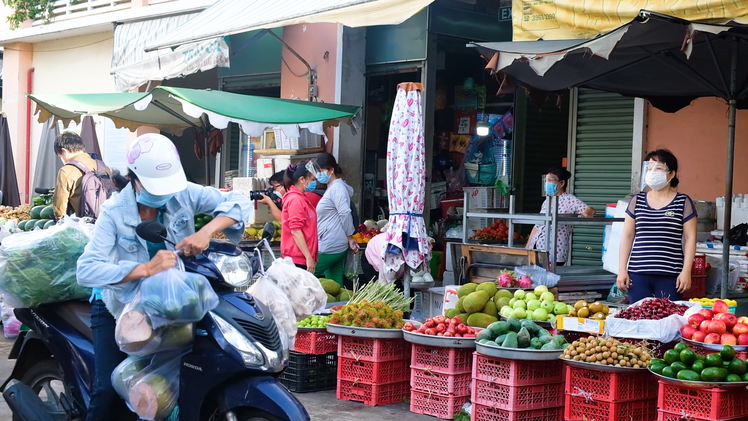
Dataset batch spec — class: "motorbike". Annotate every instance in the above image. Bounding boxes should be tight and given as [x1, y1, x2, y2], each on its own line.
[0, 220, 309, 421]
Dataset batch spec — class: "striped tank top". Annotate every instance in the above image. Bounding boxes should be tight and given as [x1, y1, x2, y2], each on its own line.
[626, 192, 697, 275]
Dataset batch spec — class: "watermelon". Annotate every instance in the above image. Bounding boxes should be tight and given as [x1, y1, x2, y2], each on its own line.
[17, 221, 28, 231]
[40, 206, 55, 220]
[43, 220, 56, 230]
[29, 206, 44, 219]
[24, 220, 39, 231]
[34, 220, 49, 230]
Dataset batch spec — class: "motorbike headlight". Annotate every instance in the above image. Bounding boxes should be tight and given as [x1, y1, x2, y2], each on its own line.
[207, 252, 253, 287]
[210, 312, 264, 367]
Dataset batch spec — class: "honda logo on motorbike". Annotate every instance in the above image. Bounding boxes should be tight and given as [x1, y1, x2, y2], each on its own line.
[253, 311, 265, 321]
[183, 362, 203, 372]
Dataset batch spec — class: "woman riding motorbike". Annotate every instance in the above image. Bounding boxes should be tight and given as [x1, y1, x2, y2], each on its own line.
[76, 133, 252, 421]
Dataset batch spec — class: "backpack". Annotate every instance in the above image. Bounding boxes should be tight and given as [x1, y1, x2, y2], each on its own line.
[66, 159, 117, 218]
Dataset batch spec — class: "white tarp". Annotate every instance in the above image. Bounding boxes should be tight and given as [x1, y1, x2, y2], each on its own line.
[111, 13, 229, 92]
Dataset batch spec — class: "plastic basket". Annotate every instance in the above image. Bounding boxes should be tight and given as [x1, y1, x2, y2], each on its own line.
[682, 275, 707, 299]
[410, 367, 472, 396]
[410, 344, 473, 374]
[700, 303, 738, 314]
[564, 394, 658, 421]
[472, 379, 563, 411]
[409, 390, 469, 420]
[336, 379, 409, 406]
[564, 365, 658, 402]
[657, 381, 748, 420]
[337, 336, 410, 363]
[337, 357, 410, 384]
[693, 254, 707, 276]
[293, 330, 338, 354]
[472, 353, 564, 386]
[657, 410, 748, 421]
[278, 351, 337, 393]
[471, 403, 563, 421]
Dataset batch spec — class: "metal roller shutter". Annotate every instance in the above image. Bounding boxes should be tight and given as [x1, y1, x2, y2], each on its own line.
[570, 89, 635, 266]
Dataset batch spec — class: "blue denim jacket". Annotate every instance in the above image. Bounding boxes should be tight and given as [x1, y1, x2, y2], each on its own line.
[76, 182, 251, 313]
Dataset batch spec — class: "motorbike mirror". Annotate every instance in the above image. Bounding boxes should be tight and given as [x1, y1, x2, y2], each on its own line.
[136, 220, 169, 244]
[34, 188, 51, 195]
[262, 222, 275, 240]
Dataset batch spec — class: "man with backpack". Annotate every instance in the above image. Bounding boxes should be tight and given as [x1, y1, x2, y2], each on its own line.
[52, 132, 116, 219]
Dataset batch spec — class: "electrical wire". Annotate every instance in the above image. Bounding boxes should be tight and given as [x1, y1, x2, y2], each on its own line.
[2, 35, 113, 52]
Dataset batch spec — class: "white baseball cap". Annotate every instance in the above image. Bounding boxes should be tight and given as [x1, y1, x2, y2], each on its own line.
[126, 133, 187, 196]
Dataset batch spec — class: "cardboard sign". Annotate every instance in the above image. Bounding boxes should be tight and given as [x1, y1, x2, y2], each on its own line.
[556, 316, 605, 334]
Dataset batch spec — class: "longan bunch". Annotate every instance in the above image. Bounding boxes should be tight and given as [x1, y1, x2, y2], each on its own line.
[561, 336, 653, 368]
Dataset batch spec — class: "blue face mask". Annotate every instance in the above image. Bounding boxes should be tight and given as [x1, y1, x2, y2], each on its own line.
[544, 182, 558, 196]
[137, 189, 175, 208]
[304, 180, 317, 192]
[316, 171, 331, 184]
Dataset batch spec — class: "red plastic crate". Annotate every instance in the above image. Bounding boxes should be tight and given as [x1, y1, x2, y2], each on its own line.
[410, 367, 471, 396]
[564, 365, 657, 402]
[337, 357, 410, 384]
[683, 275, 707, 299]
[336, 379, 409, 406]
[337, 336, 409, 363]
[657, 381, 748, 420]
[472, 352, 564, 386]
[410, 344, 472, 374]
[472, 379, 563, 411]
[471, 403, 563, 421]
[409, 390, 469, 420]
[657, 410, 748, 421]
[692, 254, 707, 276]
[293, 330, 338, 354]
[564, 394, 657, 421]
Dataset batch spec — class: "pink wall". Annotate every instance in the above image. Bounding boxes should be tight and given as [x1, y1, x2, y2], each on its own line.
[646, 97, 748, 201]
[2, 42, 33, 203]
[281, 23, 339, 152]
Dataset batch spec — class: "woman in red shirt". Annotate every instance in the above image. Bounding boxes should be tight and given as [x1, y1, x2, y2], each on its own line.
[281, 163, 319, 273]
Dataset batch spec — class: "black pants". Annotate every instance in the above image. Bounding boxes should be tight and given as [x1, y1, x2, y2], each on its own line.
[87, 300, 128, 421]
[295, 263, 307, 270]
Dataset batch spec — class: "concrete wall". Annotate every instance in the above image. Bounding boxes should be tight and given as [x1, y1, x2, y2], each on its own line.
[337, 26, 366, 212]
[2, 42, 32, 201]
[280, 23, 339, 152]
[646, 98, 748, 201]
[28, 32, 115, 189]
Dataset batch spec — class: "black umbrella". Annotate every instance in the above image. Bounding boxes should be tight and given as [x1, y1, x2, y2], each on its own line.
[0, 115, 21, 207]
[80, 115, 102, 159]
[472, 11, 748, 297]
[33, 117, 62, 193]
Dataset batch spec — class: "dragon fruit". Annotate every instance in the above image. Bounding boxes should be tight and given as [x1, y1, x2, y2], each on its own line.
[497, 272, 514, 288]
[517, 275, 533, 289]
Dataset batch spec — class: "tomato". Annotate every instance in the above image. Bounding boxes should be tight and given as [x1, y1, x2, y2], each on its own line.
[454, 333, 462, 338]
[425, 328, 437, 336]
[424, 318, 436, 328]
[452, 315, 463, 324]
[434, 315, 446, 324]
[457, 324, 468, 334]
[443, 331, 454, 337]
[463, 333, 476, 338]
[403, 322, 415, 331]
[418, 325, 428, 334]
[436, 324, 446, 333]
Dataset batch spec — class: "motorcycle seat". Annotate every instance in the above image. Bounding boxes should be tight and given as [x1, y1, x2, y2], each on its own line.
[51, 301, 92, 342]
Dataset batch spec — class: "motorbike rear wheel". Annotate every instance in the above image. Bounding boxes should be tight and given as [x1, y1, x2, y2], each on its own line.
[13, 359, 69, 421]
[236, 409, 284, 421]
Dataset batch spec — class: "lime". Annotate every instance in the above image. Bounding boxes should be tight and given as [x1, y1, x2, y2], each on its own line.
[663, 349, 680, 365]
[721, 345, 737, 362]
[674, 342, 689, 354]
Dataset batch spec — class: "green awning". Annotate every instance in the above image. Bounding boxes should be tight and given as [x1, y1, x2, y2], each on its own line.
[28, 86, 361, 137]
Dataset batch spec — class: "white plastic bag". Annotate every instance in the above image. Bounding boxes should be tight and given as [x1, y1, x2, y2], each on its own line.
[138, 268, 219, 329]
[265, 257, 327, 319]
[125, 351, 183, 421]
[247, 273, 296, 350]
[114, 291, 196, 357]
[0, 216, 93, 308]
[604, 298, 701, 342]
[111, 355, 152, 411]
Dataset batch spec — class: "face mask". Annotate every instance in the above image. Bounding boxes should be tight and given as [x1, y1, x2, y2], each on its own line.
[316, 171, 331, 184]
[136, 189, 175, 208]
[646, 170, 670, 191]
[544, 182, 558, 196]
[304, 180, 317, 192]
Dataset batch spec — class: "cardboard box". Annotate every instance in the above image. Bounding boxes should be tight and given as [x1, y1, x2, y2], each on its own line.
[555, 316, 605, 334]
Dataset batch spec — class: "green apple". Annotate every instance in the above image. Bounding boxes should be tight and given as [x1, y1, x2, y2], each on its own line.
[526, 311, 534, 320]
[566, 304, 574, 313]
[541, 301, 555, 313]
[554, 302, 569, 315]
[527, 299, 542, 311]
[511, 308, 526, 319]
[509, 298, 517, 307]
[540, 291, 555, 303]
[532, 308, 548, 321]
[497, 297, 511, 308]
[497, 289, 513, 299]
[534, 285, 549, 296]
[513, 300, 527, 310]
[547, 314, 556, 322]
[525, 292, 537, 302]
[500, 307, 513, 318]
[514, 289, 526, 300]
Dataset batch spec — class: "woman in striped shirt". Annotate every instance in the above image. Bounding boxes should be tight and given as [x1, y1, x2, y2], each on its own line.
[616, 149, 697, 302]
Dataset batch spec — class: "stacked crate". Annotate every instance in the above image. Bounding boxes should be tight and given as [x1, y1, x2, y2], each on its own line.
[279, 330, 339, 393]
[657, 381, 748, 421]
[471, 353, 565, 421]
[564, 365, 658, 421]
[408, 344, 473, 419]
[335, 336, 411, 406]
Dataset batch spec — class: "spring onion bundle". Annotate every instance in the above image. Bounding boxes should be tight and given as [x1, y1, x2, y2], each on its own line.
[349, 279, 414, 312]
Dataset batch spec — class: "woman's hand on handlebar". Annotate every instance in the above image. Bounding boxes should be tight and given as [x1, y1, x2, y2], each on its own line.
[176, 230, 211, 256]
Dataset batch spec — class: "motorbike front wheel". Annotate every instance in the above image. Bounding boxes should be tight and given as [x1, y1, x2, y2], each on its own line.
[235, 409, 284, 421]
[13, 360, 69, 421]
